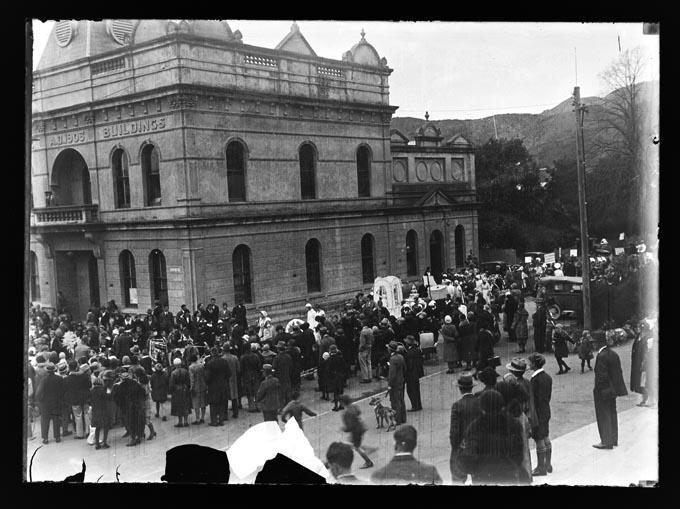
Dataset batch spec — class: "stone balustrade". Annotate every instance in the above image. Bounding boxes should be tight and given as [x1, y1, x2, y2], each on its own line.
[32, 204, 99, 226]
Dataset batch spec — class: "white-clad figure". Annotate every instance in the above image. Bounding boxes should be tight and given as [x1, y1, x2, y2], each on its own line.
[481, 276, 492, 304]
[305, 303, 320, 342]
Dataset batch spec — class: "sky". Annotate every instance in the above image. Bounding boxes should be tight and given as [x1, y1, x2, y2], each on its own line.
[30, 20, 659, 120]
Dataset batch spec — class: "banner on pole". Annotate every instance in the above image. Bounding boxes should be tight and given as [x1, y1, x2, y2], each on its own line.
[524, 256, 532, 263]
[619, 232, 625, 240]
[614, 247, 625, 256]
[570, 249, 578, 257]
[544, 253, 555, 264]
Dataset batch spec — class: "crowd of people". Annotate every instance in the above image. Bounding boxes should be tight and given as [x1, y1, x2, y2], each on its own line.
[26, 252, 657, 483]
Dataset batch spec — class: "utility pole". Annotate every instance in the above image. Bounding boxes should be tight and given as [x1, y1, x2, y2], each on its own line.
[573, 86, 591, 329]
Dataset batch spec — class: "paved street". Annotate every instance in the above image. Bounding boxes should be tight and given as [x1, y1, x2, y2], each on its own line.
[26, 300, 657, 484]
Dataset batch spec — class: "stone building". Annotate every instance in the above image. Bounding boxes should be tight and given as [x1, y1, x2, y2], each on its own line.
[29, 20, 479, 321]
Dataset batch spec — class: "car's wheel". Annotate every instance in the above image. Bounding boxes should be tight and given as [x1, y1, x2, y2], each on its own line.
[548, 304, 561, 320]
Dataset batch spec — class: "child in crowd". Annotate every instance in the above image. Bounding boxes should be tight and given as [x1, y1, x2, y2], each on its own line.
[577, 330, 594, 373]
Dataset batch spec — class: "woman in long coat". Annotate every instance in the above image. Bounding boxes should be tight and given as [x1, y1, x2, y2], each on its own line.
[150, 363, 169, 420]
[459, 389, 526, 485]
[459, 315, 478, 370]
[90, 372, 116, 449]
[512, 301, 529, 353]
[169, 358, 191, 427]
[188, 354, 207, 424]
[441, 316, 459, 373]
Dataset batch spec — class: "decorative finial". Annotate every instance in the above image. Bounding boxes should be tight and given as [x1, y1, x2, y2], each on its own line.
[360, 28, 366, 40]
[425, 111, 429, 121]
[291, 21, 299, 32]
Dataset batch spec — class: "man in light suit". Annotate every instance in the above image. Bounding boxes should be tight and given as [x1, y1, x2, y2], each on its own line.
[593, 334, 628, 449]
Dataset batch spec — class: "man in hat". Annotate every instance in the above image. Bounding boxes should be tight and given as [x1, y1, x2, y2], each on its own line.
[272, 342, 294, 407]
[256, 364, 281, 422]
[35, 362, 65, 444]
[222, 344, 241, 419]
[449, 372, 482, 483]
[387, 341, 407, 425]
[592, 332, 628, 450]
[325, 442, 366, 484]
[505, 358, 533, 418]
[204, 347, 231, 426]
[371, 424, 442, 485]
[240, 343, 263, 412]
[404, 336, 424, 412]
[205, 298, 219, 326]
[232, 299, 248, 330]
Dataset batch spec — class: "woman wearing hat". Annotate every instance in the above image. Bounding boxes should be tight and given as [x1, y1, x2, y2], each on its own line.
[90, 371, 116, 449]
[459, 390, 526, 485]
[150, 363, 170, 420]
[441, 315, 460, 374]
[169, 358, 192, 427]
[327, 345, 346, 411]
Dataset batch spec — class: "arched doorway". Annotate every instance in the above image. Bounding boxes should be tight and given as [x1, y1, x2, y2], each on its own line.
[51, 149, 91, 206]
[455, 225, 465, 268]
[430, 230, 444, 282]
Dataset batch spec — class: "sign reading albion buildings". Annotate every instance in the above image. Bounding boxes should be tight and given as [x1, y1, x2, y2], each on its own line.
[29, 19, 479, 322]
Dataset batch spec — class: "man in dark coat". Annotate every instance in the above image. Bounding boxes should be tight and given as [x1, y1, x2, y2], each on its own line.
[297, 323, 316, 370]
[35, 363, 65, 444]
[256, 365, 281, 422]
[232, 300, 248, 330]
[449, 372, 482, 483]
[593, 334, 628, 449]
[387, 342, 407, 425]
[204, 347, 231, 426]
[113, 372, 147, 446]
[205, 298, 219, 326]
[552, 324, 575, 374]
[529, 353, 553, 475]
[630, 326, 648, 405]
[240, 343, 263, 412]
[113, 330, 132, 360]
[404, 336, 424, 412]
[286, 340, 303, 397]
[371, 424, 442, 485]
[503, 292, 518, 342]
[476, 324, 496, 372]
[532, 303, 547, 353]
[159, 305, 174, 334]
[272, 343, 294, 408]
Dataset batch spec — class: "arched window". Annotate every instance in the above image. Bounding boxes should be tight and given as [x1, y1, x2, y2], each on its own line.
[299, 143, 317, 200]
[406, 230, 418, 277]
[119, 250, 137, 307]
[430, 229, 445, 282]
[357, 145, 371, 197]
[30, 251, 40, 301]
[305, 238, 321, 293]
[455, 225, 465, 268]
[112, 148, 131, 208]
[142, 144, 161, 206]
[361, 233, 375, 284]
[232, 244, 253, 304]
[149, 249, 168, 306]
[226, 140, 247, 202]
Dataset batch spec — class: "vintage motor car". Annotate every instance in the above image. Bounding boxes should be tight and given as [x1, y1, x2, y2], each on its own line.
[536, 276, 583, 336]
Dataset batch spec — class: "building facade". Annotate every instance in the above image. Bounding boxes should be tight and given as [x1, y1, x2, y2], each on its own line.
[29, 20, 480, 321]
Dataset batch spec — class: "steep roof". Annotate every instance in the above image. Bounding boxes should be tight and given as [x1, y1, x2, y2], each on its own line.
[275, 22, 316, 56]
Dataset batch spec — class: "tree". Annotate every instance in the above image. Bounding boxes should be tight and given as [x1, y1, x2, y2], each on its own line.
[587, 47, 654, 237]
